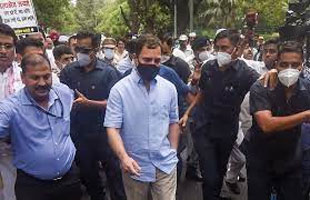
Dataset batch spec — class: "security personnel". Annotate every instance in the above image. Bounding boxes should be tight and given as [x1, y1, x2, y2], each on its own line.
[247, 41, 310, 200]
[185, 29, 259, 200]
[60, 31, 125, 200]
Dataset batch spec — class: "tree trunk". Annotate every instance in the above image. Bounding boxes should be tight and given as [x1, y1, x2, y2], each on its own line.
[177, 0, 190, 33]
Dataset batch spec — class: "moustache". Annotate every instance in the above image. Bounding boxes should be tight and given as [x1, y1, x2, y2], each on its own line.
[35, 86, 51, 91]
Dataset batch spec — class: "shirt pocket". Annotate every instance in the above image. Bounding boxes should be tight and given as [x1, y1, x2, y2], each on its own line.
[221, 84, 241, 106]
[57, 116, 70, 136]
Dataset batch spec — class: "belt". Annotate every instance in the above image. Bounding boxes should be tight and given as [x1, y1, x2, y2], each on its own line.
[17, 169, 66, 182]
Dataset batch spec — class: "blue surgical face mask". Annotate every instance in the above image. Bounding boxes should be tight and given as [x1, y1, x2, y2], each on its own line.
[104, 49, 114, 60]
[77, 53, 91, 67]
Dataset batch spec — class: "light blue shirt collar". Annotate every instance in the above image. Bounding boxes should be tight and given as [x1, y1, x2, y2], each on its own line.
[20, 87, 60, 110]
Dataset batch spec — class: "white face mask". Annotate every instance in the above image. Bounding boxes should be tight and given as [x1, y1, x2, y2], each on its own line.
[160, 55, 170, 64]
[278, 68, 301, 87]
[217, 51, 232, 67]
[104, 49, 114, 60]
[199, 51, 211, 62]
[77, 53, 91, 67]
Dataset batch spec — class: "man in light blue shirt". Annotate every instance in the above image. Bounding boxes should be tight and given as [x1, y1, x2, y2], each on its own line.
[104, 34, 180, 200]
[0, 54, 81, 200]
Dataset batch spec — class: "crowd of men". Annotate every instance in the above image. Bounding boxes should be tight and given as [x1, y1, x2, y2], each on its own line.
[0, 21, 310, 200]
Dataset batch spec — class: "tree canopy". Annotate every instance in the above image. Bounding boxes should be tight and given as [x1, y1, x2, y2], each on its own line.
[32, 0, 290, 36]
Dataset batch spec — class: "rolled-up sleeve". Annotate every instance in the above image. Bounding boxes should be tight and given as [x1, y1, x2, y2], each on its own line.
[169, 85, 179, 124]
[104, 86, 123, 128]
[0, 101, 13, 138]
[249, 81, 271, 115]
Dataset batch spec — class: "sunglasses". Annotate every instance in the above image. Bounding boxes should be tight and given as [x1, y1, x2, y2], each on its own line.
[74, 46, 93, 54]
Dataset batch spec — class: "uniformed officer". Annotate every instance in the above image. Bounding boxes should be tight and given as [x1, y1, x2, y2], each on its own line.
[183, 29, 260, 200]
[60, 31, 125, 200]
[247, 41, 310, 200]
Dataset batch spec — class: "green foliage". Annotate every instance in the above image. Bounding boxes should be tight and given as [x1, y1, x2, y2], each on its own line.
[95, 0, 129, 37]
[33, 0, 78, 33]
[74, 0, 108, 32]
[59, 6, 79, 34]
[126, 0, 172, 34]
[33, 0, 69, 29]
[197, 0, 288, 32]
[33, 0, 289, 36]
[138, 1, 172, 34]
[236, 0, 288, 31]
[197, 0, 238, 28]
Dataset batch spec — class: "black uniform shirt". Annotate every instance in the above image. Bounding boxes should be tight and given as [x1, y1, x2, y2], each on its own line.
[60, 59, 120, 135]
[163, 55, 191, 84]
[248, 78, 310, 172]
[195, 59, 259, 138]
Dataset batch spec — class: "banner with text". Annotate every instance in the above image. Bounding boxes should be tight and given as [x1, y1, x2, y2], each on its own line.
[0, 0, 38, 35]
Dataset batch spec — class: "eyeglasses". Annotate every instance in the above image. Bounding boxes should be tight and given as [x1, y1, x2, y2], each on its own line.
[278, 62, 302, 69]
[74, 46, 93, 54]
[0, 43, 14, 51]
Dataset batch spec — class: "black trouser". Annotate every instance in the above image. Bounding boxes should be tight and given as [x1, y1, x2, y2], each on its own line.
[75, 133, 126, 200]
[246, 147, 303, 200]
[192, 125, 236, 200]
[177, 132, 186, 181]
[15, 163, 82, 200]
[302, 149, 310, 200]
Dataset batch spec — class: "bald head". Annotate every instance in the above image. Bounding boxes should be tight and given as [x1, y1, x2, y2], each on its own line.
[21, 53, 51, 74]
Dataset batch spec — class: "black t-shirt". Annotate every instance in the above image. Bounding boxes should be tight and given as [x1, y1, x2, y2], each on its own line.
[60, 59, 120, 135]
[163, 55, 191, 84]
[248, 78, 310, 172]
[194, 59, 259, 138]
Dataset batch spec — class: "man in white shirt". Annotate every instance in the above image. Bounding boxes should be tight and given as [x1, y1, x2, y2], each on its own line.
[0, 23, 24, 200]
[173, 34, 195, 67]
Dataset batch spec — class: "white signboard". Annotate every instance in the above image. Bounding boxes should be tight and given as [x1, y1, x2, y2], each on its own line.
[0, 0, 39, 34]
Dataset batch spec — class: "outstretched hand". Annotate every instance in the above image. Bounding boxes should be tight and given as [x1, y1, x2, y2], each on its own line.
[73, 89, 89, 106]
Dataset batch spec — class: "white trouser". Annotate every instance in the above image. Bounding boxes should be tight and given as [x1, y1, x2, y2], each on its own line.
[0, 142, 16, 200]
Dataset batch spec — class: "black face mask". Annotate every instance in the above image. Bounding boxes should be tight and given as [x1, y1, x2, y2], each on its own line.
[136, 64, 160, 82]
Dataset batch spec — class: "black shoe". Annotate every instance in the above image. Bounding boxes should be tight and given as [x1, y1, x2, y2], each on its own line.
[185, 169, 203, 182]
[225, 181, 241, 195]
